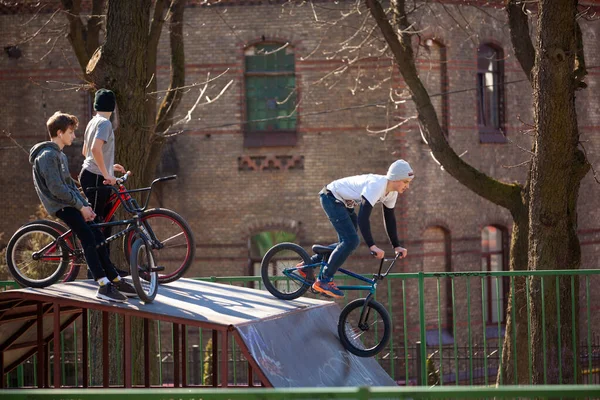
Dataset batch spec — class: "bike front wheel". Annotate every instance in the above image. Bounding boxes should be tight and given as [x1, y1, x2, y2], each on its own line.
[260, 242, 311, 300]
[123, 208, 195, 284]
[129, 237, 158, 303]
[6, 224, 70, 288]
[338, 298, 391, 358]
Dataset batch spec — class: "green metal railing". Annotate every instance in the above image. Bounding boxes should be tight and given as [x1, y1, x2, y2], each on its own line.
[2, 268, 600, 388]
[3, 385, 600, 399]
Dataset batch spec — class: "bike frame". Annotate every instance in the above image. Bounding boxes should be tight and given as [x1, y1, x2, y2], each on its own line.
[31, 175, 177, 263]
[32, 214, 146, 261]
[283, 252, 402, 296]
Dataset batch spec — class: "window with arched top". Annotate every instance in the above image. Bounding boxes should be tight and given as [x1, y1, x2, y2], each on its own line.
[481, 226, 509, 324]
[244, 43, 297, 147]
[477, 44, 505, 143]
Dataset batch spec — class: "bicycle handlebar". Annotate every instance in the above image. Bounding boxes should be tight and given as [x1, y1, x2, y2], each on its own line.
[115, 171, 132, 185]
[86, 173, 178, 214]
[375, 251, 403, 279]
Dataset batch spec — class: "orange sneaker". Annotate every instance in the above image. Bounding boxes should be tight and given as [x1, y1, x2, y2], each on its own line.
[312, 279, 344, 298]
[295, 262, 315, 282]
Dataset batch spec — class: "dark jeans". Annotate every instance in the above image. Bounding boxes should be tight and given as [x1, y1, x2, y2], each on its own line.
[79, 169, 112, 223]
[55, 207, 119, 281]
[80, 169, 114, 278]
[319, 192, 360, 280]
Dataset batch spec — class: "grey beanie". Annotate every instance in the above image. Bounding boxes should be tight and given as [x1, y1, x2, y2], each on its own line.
[386, 159, 414, 181]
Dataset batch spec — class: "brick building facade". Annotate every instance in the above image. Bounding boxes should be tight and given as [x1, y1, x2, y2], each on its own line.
[2, 1, 600, 366]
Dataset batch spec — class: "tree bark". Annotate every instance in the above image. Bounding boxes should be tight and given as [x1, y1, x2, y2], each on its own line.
[506, 0, 535, 83]
[528, 0, 589, 384]
[86, 0, 153, 190]
[498, 200, 530, 384]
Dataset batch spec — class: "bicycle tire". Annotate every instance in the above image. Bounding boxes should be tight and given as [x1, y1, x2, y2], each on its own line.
[6, 223, 70, 288]
[129, 237, 158, 303]
[260, 242, 311, 300]
[24, 219, 84, 283]
[123, 208, 195, 283]
[338, 298, 391, 358]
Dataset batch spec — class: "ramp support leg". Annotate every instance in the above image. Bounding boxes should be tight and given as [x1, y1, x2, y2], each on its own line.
[82, 308, 88, 388]
[212, 330, 218, 387]
[221, 330, 228, 388]
[53, 303, 60, 388]
[36, 303, 44, 388]
[143, 318, 150, 388]
[124, 315, 132, 388]
[102, 311, 109, 387]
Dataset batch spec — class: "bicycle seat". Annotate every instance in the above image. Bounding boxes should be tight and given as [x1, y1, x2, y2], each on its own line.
[312, 244, 336, 255]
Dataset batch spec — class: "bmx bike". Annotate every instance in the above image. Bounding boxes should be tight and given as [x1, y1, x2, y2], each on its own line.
[260, 242, 401, 357]
[7, 172, 195, 287]
[5, 173, 180, 302]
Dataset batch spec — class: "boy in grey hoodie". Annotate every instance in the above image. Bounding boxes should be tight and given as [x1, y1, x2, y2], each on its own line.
[29, 111, 136, 302]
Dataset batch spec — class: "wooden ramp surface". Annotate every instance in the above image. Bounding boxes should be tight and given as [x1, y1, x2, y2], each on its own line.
[0, 278, 396, 387]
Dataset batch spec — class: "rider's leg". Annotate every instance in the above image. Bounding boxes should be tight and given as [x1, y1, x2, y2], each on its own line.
[56, 207, 127, 302]
[312, 193, 359, 298]
[80, 169, 115, 278]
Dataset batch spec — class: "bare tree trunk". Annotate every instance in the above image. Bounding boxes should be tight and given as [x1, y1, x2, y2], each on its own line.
[528, 0, 589, 384]
[498, 205, 530, 384]
[86, 1, 153, 190]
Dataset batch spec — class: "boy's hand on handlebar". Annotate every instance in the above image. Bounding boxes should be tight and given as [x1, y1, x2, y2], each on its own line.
[80, 206, 96, 222]
[394, 246, 408, 258]
[103, 175, 117, 185]
[113, 164, 126, 174]
[369, 245, 385, 259]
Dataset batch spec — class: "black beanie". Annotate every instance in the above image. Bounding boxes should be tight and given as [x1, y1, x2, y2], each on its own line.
[94, 89, 116, 112]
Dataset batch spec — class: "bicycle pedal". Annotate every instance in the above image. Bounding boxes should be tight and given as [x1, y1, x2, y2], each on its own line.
[151, 266, 165, 272]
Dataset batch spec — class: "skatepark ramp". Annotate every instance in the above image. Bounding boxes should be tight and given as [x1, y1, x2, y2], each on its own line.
[0, 278, 396, 388]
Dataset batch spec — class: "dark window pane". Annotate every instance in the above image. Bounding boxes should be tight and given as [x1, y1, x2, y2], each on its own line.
[245, 43, 296, 137]
[246, 75, 296, 132]
[477, 44, 502, 132]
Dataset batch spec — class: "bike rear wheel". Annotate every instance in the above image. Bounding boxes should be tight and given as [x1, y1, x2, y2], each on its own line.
[129, 237, 158, 303]
[6, 224, 70, 288]
[123, 208, 195, 284]
[23, 219, 84, 282]
[260, 242, 311, 300]
[338, 298, 391, 358]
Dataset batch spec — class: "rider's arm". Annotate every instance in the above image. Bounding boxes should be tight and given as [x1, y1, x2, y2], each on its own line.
[358, 196, 376, 247]
[383, 205, 401, 248]
[38, 153, 87, 210]
[91, 139, 111, 179]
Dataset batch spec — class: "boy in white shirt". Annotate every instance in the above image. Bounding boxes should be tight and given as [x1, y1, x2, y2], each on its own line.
[301, 160, 414, 298]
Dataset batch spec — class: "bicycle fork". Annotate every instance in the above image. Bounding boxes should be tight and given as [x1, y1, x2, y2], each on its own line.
[358, 293, 375, 331]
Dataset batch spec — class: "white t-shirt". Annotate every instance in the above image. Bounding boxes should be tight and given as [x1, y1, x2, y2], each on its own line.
[327, 174, 398, 209]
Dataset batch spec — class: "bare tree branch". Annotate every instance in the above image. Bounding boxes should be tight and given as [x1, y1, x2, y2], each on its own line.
[506, 0, 535, 82]
[86, 0, 105, 58]
[365, 0, 522, 211]
[155, 0, 186, 135]
[61, 0, 90, 71]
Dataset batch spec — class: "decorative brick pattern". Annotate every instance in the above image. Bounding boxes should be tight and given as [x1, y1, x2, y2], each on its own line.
[238, 155, 304, 171]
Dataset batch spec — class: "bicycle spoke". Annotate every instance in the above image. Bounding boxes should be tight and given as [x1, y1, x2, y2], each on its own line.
[160, 232, 184, 243]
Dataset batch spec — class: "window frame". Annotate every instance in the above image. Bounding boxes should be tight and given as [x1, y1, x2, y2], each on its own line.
[476, 43, 506, 144]
[243, 42, 298, 148]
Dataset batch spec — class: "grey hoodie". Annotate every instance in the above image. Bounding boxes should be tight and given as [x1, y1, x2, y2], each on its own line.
[29, 141, 89, 215]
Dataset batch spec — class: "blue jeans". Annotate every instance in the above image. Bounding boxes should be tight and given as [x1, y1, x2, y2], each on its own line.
[319, 192, 360, 280]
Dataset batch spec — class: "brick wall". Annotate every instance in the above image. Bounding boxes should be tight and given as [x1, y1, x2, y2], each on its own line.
[1, 1, 600, 347]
